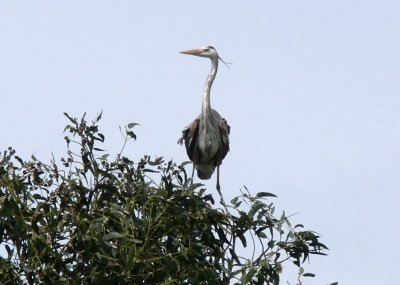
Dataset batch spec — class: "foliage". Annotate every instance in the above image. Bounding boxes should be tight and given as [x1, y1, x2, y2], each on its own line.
[0, 113, 329, 284]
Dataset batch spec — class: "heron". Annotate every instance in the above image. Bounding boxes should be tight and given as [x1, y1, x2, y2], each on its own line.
[178, 46, 231, 207]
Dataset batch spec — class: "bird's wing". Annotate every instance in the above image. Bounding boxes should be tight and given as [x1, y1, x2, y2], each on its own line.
[216, 117, 230, 165]
[210, 109, 230, 165]
[218, 118, 231, 162]
[178, 118, 200, 161]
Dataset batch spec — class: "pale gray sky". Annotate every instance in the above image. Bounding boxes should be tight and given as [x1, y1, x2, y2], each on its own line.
[1, 1, 400, 284]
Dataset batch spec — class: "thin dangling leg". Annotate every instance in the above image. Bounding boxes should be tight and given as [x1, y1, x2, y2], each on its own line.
[216, 166, 230, 213]
[191, 163, 195, 184]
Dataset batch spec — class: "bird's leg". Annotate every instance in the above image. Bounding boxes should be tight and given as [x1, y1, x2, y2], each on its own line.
[216, 166, 223, 203]
[191, 163, 195, 185]
[216, 166, 230, 214]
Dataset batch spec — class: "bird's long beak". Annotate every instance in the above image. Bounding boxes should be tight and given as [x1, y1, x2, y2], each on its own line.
[179, 48, 203, 56]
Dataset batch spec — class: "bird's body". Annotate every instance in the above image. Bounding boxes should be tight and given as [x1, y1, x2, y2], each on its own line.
[180, 109, 230, 179]
[178, 46, 230, 200]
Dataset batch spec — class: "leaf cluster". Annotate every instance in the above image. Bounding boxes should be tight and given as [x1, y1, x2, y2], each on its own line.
[0, 113, 329, 285]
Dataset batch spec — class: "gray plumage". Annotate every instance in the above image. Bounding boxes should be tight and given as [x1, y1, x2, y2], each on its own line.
[179, 109, 230, 179]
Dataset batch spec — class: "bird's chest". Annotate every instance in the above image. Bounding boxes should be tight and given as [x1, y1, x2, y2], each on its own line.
[197, 125, 220, 163]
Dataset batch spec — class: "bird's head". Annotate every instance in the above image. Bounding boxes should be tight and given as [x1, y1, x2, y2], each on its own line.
[180, 46, 231, 68]
[180, 46, 218, 60]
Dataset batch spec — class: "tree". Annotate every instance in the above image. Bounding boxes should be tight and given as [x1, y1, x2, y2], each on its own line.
[0, 113, 329, 284]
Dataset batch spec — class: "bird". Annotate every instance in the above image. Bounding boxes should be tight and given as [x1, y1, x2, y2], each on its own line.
[178, 46, 231, 206]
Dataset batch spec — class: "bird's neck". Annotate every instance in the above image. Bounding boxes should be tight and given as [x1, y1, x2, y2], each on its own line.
[201, 58, 218, 120]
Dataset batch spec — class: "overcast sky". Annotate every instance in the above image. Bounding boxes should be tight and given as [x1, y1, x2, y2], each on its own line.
[1, 1, 400, 284]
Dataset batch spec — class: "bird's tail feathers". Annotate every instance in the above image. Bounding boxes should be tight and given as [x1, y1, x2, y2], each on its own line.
[196, 164, 215, 180]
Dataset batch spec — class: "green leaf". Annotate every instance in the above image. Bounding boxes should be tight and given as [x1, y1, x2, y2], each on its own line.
[14, 155, 24, 166]
[96, 111, 103, 122]
[275, 262, 282, 273]
[63, 112, 78, 124]
[5, 244, 13, 261]
[98, 133, 105, 142]
[127, 122, 140, 129]
[257, 231, 267, 238]
[127, 131, 136, 139]
[256, 192, 277, 198]
[229, 248, 241, 264]
[180, 161, 192, 167]
[103, 232, 124, 241]
[248, 201, 264, 219]
[238, 233, 247, 247]
[32, 193, 46, 200]
[143, 169, 158, 173]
